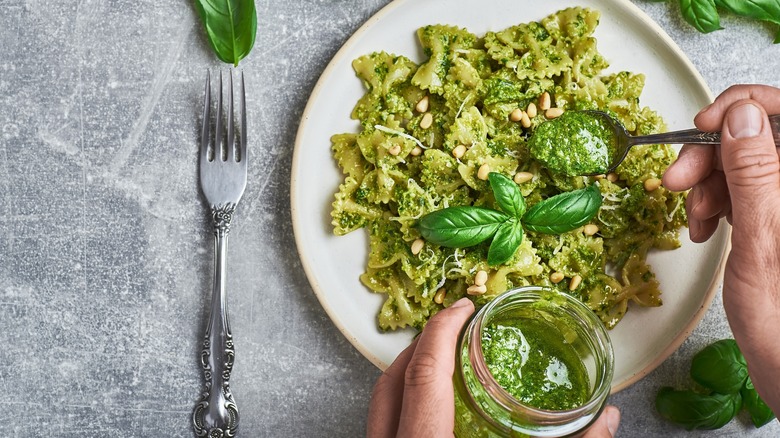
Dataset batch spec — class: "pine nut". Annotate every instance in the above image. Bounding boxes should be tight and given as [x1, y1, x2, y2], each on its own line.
[416, 95, 429, 113]
[509, 108, 524, 122]
[513, 171, 533, 184]
[550, 272, 565, 284]
[526, 102, 537, 118]
[452, 145, 467, 159]
[467, 284, 487, 295]
[594, 174, 606, 180]
[520, 111, 532, 128]
[410, 146, 422, 156]
[434, 287, 446, 304]
[539, 92, 551, 111]
[583, 224, 599, 236]
[545, 107, 564, 119]
[474, 270, 488, 287]
[569, 274, 582, 291]
[606, 172, 618, 182]
[477, 164, 491, 180]
[411, 238, 424, 255]
[420, 112, 433, 129]
[644, 177, 662, 192]
[388, 144, 402, 156]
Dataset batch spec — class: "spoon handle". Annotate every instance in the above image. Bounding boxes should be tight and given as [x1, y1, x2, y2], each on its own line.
[629, 114, 780, 147]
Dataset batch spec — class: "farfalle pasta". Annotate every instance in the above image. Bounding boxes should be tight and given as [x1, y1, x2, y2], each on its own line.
[330, 7, 687, 331]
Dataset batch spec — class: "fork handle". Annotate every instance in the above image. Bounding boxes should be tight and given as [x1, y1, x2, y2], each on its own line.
[193, 203, 240, 437]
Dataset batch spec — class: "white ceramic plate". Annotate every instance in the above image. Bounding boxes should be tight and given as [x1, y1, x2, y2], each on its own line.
[291, 0, 729, 392]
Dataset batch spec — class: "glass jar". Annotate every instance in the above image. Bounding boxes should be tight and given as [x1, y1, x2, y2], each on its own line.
[454, 286, 614, 437]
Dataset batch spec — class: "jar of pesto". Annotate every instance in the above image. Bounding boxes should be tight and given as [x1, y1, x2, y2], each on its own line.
[454, 286, 614, 437]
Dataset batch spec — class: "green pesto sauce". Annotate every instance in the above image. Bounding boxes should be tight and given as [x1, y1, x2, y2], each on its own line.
[481, 316, 590, 410]
[529, 111, 617, 176]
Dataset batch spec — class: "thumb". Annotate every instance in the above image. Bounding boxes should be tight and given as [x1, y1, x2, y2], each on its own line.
[720, 101, 780, 221]
[579, 405, 620, 438]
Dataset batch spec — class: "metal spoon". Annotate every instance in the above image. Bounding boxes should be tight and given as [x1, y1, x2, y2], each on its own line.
[578, 110, 780, 175]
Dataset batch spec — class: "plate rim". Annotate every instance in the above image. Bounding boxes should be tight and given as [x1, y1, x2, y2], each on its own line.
[610, 234, 729, 392]
[290, 0, 728, 393]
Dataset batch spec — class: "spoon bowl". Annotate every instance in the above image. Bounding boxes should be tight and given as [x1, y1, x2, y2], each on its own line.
[577, 110, 780, 176]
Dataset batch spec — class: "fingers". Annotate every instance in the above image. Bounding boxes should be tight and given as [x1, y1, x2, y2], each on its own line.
[695, 84, 780, 132]
[664, 82, 780, 190]
[686, 171, 731, 242]
[663, 144, 718, 192]
[395, 298, 475, 438]
[579, 406, 620, 438]
[666, 90, 780, 244]
[719, 101, 780, 231]
[367, 338, 419, 438]
[663, 146, 729, 243]
[367, 298, 475, 438]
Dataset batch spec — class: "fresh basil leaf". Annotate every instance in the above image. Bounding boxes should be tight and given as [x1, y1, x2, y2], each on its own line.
[417, 206, 510, 248]
[680, 0, 722, 33]
[194, 0, 258, 66]
[715, 0, 780, 25]
[690, 339, 748, 394]
[655, 387, 742, 430]
[715, 0, 780, 43]
[488, 172, 525, 218]
[741, 377, 776, 428]
[522, 185, 602, 234]
[487, 219, 524, 266]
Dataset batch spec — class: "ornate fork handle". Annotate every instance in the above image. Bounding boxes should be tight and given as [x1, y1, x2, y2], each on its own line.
[193, 203, 239, 438]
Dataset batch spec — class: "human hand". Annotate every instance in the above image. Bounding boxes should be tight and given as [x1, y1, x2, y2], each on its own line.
[662, 85, 780, 241]
[663, 84, 780, 413]
[366, 297, 620, 437]
[367, 298, 475, 437]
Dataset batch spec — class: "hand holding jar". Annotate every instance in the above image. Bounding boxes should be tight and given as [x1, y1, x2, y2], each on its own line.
[366, 296, 620, 437]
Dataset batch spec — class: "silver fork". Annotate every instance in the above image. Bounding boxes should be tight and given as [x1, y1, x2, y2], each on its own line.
[192, 70, 246, 438]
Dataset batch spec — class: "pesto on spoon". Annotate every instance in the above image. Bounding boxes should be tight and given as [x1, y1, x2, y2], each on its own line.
[529, 110, 780, 177]
[528, 110, 618, 176]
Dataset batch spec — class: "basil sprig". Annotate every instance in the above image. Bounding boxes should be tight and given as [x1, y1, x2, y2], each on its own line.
[523, 185, 601, 234]
[652, 0, 780, 43]
[655, 388, 742, 430]
[194, 0, 258, 66]
[742, 377, 776, 428]
[416, 172, 601, 266]
[487, 219, 524, 267]
[656, 339, 776, 430]
[690, 338, 748, 393]
[416, 206, 509, 248]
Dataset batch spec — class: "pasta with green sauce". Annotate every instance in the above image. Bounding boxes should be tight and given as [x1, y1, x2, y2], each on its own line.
[329, 7, 687, 331]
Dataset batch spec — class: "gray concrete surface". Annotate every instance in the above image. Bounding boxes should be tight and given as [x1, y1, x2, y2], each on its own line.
[0, 0, 778, 436]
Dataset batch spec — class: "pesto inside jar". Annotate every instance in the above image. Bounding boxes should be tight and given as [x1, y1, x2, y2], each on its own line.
[481, 315, 590, 410]
[528, 110, 618, 176]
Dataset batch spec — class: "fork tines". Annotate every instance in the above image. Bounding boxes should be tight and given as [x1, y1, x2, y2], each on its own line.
[200, 70, 247, 165]
[199, 70, 248, 210]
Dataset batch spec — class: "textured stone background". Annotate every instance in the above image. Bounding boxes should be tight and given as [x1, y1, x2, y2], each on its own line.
[0, 0, 779, 436]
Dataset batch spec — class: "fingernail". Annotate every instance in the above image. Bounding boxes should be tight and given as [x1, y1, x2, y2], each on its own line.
[688, 187, 702, 215]
[451, 297, 472, 309]
[699, 102, 713, 115]
[688, 218, 700, 241]
[727, 103, 763, 139]
[606, 408, 620, 436]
